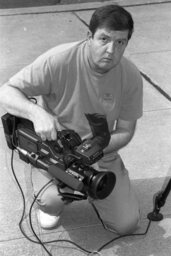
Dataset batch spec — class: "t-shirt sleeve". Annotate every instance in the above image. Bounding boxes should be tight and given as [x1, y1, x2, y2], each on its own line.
[9, 54, 52, 97]
[119, 60, 143, 121]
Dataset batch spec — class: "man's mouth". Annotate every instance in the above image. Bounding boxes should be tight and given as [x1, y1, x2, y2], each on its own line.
[102, 57, 112, 62]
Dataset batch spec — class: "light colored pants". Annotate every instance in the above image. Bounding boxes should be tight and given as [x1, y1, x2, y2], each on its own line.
[31, 153, 140, 235]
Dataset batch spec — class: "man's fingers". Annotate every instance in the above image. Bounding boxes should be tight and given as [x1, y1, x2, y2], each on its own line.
[40, 134, 46, 141]
[51, 129, 57, 141]
[35, 116, 60, 141]
[55, 118, 61, 131]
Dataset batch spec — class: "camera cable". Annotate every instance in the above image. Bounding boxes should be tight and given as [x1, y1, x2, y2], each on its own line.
[10, 149, 93, 255]
[10, 149, 152, 256]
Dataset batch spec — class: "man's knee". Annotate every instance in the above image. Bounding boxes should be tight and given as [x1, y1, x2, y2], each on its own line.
[104, 210, 140, 235]
[36, 186, 65, 215]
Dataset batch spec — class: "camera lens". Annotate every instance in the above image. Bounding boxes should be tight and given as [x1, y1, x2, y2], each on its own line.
[89, 172, 116, 199]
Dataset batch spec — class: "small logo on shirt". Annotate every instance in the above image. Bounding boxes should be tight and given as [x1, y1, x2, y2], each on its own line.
[103, 93, 113, 101]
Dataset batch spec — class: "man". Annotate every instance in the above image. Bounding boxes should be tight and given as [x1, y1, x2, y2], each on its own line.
[0, 5, 143, 235]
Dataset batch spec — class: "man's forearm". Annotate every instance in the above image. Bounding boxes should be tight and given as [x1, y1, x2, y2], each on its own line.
[0, 83, 60, 140]
[0, 83, 40, 121]
[103, 122, 136, 154]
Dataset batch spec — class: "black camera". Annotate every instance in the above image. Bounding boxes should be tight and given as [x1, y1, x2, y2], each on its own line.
[1, 113, 116, 199]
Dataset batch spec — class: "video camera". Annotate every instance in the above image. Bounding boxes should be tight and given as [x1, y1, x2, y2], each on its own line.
[1, 113, 116, 200]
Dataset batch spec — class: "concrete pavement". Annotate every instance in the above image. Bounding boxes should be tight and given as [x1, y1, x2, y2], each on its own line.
[0, 1, 171, 256]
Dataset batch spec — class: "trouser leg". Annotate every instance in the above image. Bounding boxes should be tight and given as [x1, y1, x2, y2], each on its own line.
[91, 154, 140, 235]
[31, 167, 70, 216]
[30, 154, 140, 234]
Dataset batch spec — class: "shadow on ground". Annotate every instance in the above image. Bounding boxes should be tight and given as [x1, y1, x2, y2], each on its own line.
[0, 0, 98, 9]
[0, 0, 61, 9]
[22, 187, 171, 256]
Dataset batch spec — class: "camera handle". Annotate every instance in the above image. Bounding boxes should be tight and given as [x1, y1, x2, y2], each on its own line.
[147, 178, 171, 221]
[57, 185, 87, 202]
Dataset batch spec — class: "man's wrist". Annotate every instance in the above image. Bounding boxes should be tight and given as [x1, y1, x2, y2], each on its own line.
[28, 102, 44, 123]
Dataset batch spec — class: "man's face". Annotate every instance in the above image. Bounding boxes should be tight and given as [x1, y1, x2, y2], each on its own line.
[87, 27, 129, 73]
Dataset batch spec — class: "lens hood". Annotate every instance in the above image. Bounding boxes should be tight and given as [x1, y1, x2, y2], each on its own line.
[89, 171, 116, 199]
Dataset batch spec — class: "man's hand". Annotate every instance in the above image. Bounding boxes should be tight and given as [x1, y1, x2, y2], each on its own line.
[0, 83, 60, 141]
[30, 106, 60, 141]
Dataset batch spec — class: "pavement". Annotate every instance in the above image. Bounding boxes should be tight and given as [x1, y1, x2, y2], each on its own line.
[0, 0, 171, 255]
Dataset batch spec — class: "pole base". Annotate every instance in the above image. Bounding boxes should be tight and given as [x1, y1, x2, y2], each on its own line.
[147, 211, 163, 221]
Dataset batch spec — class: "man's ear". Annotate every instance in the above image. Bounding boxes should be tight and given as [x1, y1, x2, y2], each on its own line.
[87, 31, 92, 40]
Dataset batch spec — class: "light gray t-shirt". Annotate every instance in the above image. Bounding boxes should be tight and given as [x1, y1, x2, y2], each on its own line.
[9, 40, 143, 139]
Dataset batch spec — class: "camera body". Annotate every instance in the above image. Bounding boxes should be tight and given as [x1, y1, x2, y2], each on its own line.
[1, 113, 116, 199]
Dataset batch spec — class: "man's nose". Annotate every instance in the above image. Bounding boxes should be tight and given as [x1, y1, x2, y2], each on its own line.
[106, 42, 115, 54]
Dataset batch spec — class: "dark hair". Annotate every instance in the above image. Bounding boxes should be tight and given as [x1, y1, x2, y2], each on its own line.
[89, 5, 134, 40]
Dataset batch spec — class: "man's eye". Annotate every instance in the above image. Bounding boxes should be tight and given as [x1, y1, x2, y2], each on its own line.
[101, 37, 108, 43]
[116, 40, 126, 46]
[117, 40, 123, 45]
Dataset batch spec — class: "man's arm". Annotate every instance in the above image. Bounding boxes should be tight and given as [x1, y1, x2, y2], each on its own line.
[103, 119, 136, 154]
[0, 82, 60, 141]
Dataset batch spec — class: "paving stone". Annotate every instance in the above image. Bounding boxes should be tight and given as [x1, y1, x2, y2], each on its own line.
[0, 12, 87, 85]
[0, 239, 44, 256]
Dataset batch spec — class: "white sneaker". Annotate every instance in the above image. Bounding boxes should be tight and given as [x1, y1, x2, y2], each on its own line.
[37, 209, 60, 230]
